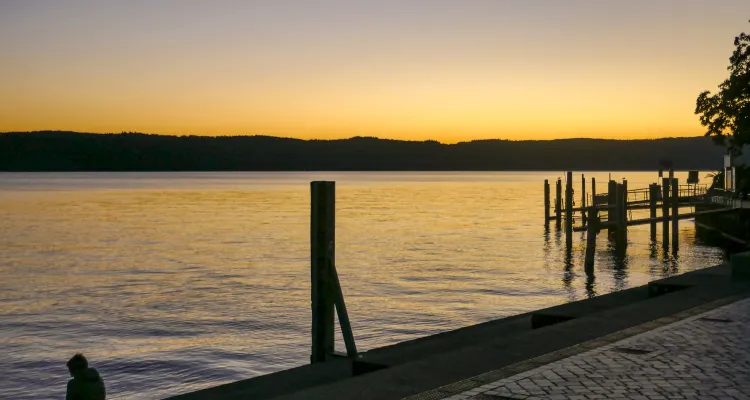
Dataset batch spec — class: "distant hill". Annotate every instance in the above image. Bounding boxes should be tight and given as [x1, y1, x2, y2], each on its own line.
[0, 131, 726, 171]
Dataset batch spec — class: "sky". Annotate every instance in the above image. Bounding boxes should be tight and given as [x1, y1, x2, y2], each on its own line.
[1, 1, 749, 143]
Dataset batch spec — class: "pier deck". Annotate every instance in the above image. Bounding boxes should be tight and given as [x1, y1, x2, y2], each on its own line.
[572, 206, 738, 232]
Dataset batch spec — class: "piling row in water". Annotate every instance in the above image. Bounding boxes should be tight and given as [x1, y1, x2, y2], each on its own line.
[542, 169, 717, 270]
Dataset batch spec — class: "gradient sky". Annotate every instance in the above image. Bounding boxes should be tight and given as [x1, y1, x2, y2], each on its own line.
[2, 1, 749, 142]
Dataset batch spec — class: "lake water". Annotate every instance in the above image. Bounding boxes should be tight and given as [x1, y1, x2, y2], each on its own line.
[0, 171, 725, 399]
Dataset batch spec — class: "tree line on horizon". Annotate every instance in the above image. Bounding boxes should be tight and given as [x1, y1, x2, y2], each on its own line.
[0, 131, 725, 171]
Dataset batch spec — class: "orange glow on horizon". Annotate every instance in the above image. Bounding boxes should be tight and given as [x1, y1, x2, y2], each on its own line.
[1, 1, 748, 142]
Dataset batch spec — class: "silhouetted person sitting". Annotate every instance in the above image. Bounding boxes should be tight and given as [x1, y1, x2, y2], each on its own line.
[66, 353, 106, 400]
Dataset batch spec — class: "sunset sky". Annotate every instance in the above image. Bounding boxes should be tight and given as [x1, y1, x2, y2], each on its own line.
[1, 1, 749, 142]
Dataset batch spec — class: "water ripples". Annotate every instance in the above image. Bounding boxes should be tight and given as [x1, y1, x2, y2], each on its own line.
[0, 171, 726, 399]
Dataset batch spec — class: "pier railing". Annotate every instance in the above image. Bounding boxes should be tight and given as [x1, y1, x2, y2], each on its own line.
[587, 184, 707, 208]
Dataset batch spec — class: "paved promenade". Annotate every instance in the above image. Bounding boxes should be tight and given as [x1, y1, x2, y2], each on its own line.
[172, 264, 750, 400]
[417, 297, 750, 400]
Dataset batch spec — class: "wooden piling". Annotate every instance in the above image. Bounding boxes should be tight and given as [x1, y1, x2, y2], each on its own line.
[581, 174, 587, 226]
[591, 177, 596, 205]
[616, 183, 626, 245]
[544, 179, 550, 225]
[649, 183, 658, 241]
[555, 178, 562, 228]
[311, 181, 358, 362]
[621, 179, 628, 243]
[672, 178, 679, 253]
[661, 177, 670, 249]
[311, 181, 336, 363]
[565, 171, 573, 248]
[584, 205, 598, 272]
[608, 180, 616, 236]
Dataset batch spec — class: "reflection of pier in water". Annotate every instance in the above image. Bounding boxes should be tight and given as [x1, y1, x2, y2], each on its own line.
[544, 170, 742, 297]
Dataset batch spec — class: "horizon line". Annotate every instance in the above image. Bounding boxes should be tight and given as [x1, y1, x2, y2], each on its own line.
[0, 130, 711, 145]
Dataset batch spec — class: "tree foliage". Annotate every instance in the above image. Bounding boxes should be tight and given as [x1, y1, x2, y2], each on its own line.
[696, 21, 750, 155]
[706, 170, 724, 191]
[0, 131, 726, 171]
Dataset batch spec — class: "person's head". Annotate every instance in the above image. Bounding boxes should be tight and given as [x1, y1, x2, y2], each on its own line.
[67, 353, 88, 377]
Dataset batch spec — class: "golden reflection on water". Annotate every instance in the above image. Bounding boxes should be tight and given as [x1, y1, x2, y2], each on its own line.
[0, 172, 725, 399]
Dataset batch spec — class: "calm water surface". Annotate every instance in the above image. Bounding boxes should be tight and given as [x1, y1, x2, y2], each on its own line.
[0, 172, 724, 399]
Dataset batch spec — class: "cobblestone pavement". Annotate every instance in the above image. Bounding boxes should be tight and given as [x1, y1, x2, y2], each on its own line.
[442, 297, 750, 400]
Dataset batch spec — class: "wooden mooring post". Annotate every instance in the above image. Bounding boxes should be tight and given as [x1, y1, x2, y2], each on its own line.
[622, 179, 628, 243]
[607, 180, 616, 236]
[310, 181, 358, 363]
[661, 177, 670, 249]
[591, 177, 596, 207]
[555, 178, 562, 228]
[584, 205, 599, 272]
[544, 179, 550, 226]
[616, 183, 626, 245]
[649, 183, 658, 241]
[565, 171, 573, 248]
[581, 174, 587, 226]
[672, 178, 679, 254]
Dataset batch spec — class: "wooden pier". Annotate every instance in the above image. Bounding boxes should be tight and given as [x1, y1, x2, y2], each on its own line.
[543, 170, 737, 269]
